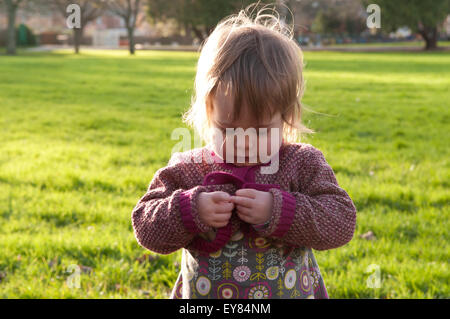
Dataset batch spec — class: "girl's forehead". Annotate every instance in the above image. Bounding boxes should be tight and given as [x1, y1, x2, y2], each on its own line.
[211, 93, 239, 125]
[212, 86, 233, 119]
[211, 81, 280, 126]
[212, 83, 236, 114]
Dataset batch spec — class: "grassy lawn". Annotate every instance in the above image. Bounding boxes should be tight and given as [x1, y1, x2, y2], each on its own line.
[0, 48, 448, 298]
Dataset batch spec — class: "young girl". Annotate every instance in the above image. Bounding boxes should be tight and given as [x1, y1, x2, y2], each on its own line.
[131, 6, 357, 299]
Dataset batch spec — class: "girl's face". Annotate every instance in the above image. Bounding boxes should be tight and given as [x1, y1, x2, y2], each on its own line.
[209, 83, 283, 166]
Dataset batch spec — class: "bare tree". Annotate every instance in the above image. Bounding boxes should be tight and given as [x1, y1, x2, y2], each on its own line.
[2, 0, 25, 55]
[146, 0, 255, 43]
[107, 0, 145, 54]
[362, 0, 450, 50]
[52, 0, 107, 54]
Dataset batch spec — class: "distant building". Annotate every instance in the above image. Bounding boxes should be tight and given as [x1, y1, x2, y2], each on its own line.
[87, 12, 162, 48]
[0, 7, 187, 47]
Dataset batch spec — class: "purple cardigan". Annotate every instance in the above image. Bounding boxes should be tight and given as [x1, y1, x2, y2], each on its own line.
[131, 142, 357, 255]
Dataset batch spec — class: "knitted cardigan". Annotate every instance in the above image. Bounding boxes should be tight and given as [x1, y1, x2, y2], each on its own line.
[131, 142, 357, 256]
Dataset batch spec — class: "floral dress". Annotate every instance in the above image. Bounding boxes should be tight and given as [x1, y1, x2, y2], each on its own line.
[170, 228, 329, 299]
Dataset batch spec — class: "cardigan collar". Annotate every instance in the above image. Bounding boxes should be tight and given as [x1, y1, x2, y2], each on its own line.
[202, 141, 287, 188]
[205, 139, 287, 182]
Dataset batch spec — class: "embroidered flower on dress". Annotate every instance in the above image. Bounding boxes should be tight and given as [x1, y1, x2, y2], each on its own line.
[300, 269, 312, 294]
[311, 268, 320, 290]
[266, 266, 279, 280]
[248, 237, 271, 252]
[209, 249, 222, 258]
[217, 281, 240, 299]
[195, 276, 211, 296]
[173, 276, 183, 299]
[233, 265, 251, 282]
[284, 269, 296, 289]
[247, 282, 271, 299]
[255, 237, 267, 246]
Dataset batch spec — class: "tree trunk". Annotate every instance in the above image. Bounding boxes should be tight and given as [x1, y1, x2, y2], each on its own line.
[419, 26, 438, 50]
[73, 28, 83, 54]
[185, 23, 192, 37]
[425, 36, 438, 50]
[6, 2, 17, 55]
[191, 25, 205, 43]
[127, 27, 135, 54]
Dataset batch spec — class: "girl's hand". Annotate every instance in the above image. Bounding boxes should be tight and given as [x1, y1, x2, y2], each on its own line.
[197, 191, 235, 228]
[230, 189, 273, 225]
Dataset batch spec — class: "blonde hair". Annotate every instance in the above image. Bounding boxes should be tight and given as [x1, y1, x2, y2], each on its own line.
[182, 2, 315, 145]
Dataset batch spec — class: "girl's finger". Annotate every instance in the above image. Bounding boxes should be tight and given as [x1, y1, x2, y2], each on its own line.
[213, 213, 232, 223]
[236, 205, 252, 215]
[211, 192, 231, 203]
[236, 211, 251, 223]
[230, 195, 253, 208]
[216, 201, 234, 213]
[235, 188, 257, 199]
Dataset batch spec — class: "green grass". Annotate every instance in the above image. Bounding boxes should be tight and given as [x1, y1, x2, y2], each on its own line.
[0, 48, 449, 298]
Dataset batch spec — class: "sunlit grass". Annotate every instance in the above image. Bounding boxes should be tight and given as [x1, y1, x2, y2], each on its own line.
[0, 49, 448, 298]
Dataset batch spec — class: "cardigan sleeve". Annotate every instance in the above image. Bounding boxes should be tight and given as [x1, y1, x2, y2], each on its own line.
[131, 153, 214, 255]
[254, 147, 357, 251]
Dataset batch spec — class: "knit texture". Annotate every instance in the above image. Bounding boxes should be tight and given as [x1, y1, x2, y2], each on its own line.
[131, 142, 357, 255]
